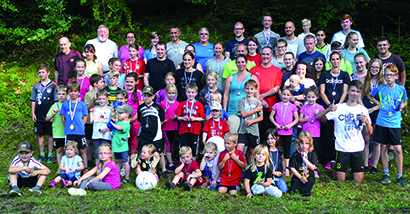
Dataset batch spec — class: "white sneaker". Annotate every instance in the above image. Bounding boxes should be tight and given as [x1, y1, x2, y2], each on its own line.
[68, 188, 87, 196]
[120, 168, 126, 177]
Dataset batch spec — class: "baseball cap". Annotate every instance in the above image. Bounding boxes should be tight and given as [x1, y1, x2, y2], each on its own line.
[142, 86, 155, 96]
[210, 102, 222, 111]
[116, 104, 133, 115]
[17, 141, 33, 153]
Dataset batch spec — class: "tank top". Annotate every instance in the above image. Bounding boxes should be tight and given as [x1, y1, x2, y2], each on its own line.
[227, 72, 252, 116]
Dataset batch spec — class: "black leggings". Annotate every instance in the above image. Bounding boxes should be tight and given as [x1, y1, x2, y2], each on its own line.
[279, 135, 292, 159]
[289, 180, 315, 196]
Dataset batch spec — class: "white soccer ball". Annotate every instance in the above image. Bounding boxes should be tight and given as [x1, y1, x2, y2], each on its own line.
[207, 136, 225, 154]
[135, 171, 158, 190]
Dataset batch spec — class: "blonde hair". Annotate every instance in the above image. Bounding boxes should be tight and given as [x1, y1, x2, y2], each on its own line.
[224, 132, 238, 143]
[210, 91, 222, 101]
[301, 18, 311, 25]
[165, 83, 177, 95]
[206, 71, 219, 82]
[246, 145, 271, 172]
[296, 131, 314, 153]
[97, 143, 114, 175]
[65, 141, 78, 154]
[107, 69, 120, 78]
[142, 144, 156, 155]
[203, 142, 218, 155]
[179, 146, 192, 156]
[362, 58, 385, 96]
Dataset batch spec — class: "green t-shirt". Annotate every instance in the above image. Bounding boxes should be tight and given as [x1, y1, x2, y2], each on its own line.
[47, 102, 65, 138]
[325, 58, 353, 75]
[85, 90, 99, 124]
[222, 60, 256, 79]
[111, 121, 130, 153]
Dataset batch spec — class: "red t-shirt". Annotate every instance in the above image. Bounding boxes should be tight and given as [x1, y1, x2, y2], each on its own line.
[218, 149, 246, 186]
[250, 65, 282, 111]
[246, 54, 262, 66]
[123, 58, 146, 91]
[203, 118, 230, 140]
[177, 100, 205, 135]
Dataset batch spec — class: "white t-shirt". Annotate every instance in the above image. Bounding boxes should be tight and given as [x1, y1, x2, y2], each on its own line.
[9, 156, 44, 178]
[325, 103, 370, 152]
[331, 30, 365, 49]
[92, 106, 112, 140]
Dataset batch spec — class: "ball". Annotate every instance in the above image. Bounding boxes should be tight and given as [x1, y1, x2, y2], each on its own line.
[206, 136, 225, 154]
[135, 171, 158, 190]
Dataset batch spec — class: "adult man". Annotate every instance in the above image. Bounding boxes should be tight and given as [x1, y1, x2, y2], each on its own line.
[225, 22, 248, 60]
[166, 25, 188, 67]
[331, 14, 365, 49]
[85, 25, 118, 74]
[54, 37, 82, 85]
[144, 41, 176, 92]
[192, 27, 214, 70]
[222, 44, 256, 79]
[282, 21, 305, 58]
[315, 27, 332, 61]
[372, 37, 406, 86]
[254, 13, 280, 54]
[250, 46, 282, 136]
[298, 35, 326, 68]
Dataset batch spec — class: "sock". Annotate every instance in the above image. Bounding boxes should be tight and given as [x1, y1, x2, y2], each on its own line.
[35, 185, 41, 188]
[162, 168, 166, 172]
[383, 168, 389, 176]
[48, 152, 53, 156]
[40, 152, 45, 156]
[397, 173, 403, 179]
[12, 185, 17, 188]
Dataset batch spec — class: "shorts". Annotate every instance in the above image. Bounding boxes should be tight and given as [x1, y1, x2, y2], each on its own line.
[9, 174, 38, 188]
[59, 172, 78, 183]
[53, 138, 65, 149]
[163, 131, 178, 153]
[176, 173, 204, 186]
[85, 124, 93, 140]
[238, 134, 259, 148]
[66, 135, 87, 149]
[370, 114, 378, 125]
[93, 139, 111, 159]
[138, 136, 163, 154]
[114, 151, 129, 163]
[34, 122, 52, 136]
[334, 151, 364, 173]
[373, 125, 402, 146]
[218, 185, 240, 191]
[179, 133, 200, 156]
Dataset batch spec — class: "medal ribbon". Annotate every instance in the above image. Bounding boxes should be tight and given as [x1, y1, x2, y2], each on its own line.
[69, 100, 79, 122]
[184, 70, 194, 86]
[212, 119, 221, 137]
[186, 100, 196, 123]
[237, 72, 247, 92]
[281, 102, 290, 125]
[262, 31, 271, 47]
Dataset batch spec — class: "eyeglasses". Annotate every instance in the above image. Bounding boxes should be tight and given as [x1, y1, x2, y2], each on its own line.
[384, 74, 396, 78]
[370, 66, 380, 70]
[99, 152, 110, 156]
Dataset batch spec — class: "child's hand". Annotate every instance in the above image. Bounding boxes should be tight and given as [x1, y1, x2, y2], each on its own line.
[90, 107, 95, 112]
[73, 180, 80, 187]
[256, 181, 265, 186]
[244, 120, 252, 127]
[124, 62, 128, 69]
[294, 100, 302, 108]
[275, 124, 282, 130]
[210, 179, 217, 187]
[100, 128, 108, 134]
[187, 174, 193, 181]
[28, 170, 39, 177]
[247, 192, 254, 198]
[328, 100, 337, 112]
[300, 176, 307, 184]
[171, 115, 177, 120]
[65, 169, 71, 174]
[25, 167, 34, 173]
[273, 171, 282, 177]
[284, 125, 291, 130]
[183, 116, 189, 121]
[53, 109, 59, 115]
[179, 157, 185, 166]
[256, 103, 263, 112]
[223, 153, 231, 161]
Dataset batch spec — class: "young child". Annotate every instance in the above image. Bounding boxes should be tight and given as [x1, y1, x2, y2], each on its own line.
[134, 144, 160, 179]
[205, 91, 230, 122]
[237, 79, 263, 163]
[200, 71, 224, 110]
[104, 57, 123, 88]
[125, 72, 143, 155]
[244, 145, 282, 198]
[202, 102, 230, 143]
[262, 128, 288, 193]
[246, 37, 262, 66]
[156, 72, 177, 103]
[104, 70, 121, 104]
[289, 74, 306, 98]
[160, 84, 180, 172]
[30, 62, 58, 162]
[367, 64, 408, 185]
[46, 85, 68, 172]
[199, 142, 220, 190]
[110, 104, 132, 183]
[270, 86, 299, 176]
[289, 132, 318, 196]
[68, 59, 91, 101]
[68, 143, 121, 195]
[137, 86, 168, 178]
[317, 80, 372, 183]
[84, 44, 103, 77]
[48, 141, 84, 188]
[60, 81, 89, 172]
[122, 43, 146, 91]
[217, 132, 246, 196]
[165, 146, 204, 191]
[8, 141, 51, 196]
[177, 83, 205, 160]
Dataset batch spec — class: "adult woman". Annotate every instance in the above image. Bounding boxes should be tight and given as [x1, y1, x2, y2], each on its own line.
[246, 37, 262, 66]
[118, 32, 144, 70]
[284, 61, 316, 89]
[310, 57, 326, 86]
[206, 41, 231, 91]
[176, 45, 203, 72]
[143, 32, 159, 63]
[175, 51, 205, 102]
[223, 54, 260, 132]
[341, 32, 370, 73]
[192, 27, 214, 70]
[271, 39, 288, 70]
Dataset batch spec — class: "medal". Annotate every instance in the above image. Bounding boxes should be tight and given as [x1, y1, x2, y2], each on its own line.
[219, 126, 223, 130]
[70, 124, 74, 130]
[236, 72, 247, 97]
[281, 126, 285, 129]
[188, 123, 192, 128]
[237, 92, 241, 96]
[310, 119, 315, 123]
[332, 91, 336, 96]
[38, 101, 42, 105]
[228, 174, 231, 178]
[145, 124, 149, 128]
[186, 100, 196, 128]
[388, 112, 393, 116]
[68, 100, 79, 130]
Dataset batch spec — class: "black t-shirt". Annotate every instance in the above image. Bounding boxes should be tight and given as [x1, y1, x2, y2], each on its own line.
[244, 165, 273, 185]
[175, 69, 205, 102]
[139, 157, 153, 171]
[145, 58, 176, 92]
[289, 151, 317, 183]
[137, 103, 165, 139]
[179, 61, 200, 70]
[318, 70, 351, 103]
[269, 149, 283, 172]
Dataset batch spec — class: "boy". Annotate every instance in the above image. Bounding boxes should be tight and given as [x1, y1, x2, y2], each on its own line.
[237, 79, 263, 163]
[218, 132, 246, 195]
[205, 91, 230, 122]
[367, 63, 409, 185]
[46, 85, 68, 173]
[202, 102, 230, 144]
[111, 104, 132, 183]
[325, 41, 353, 74]
[282, 52, 295, 86]
[104, 58, 123, 88]
[60, 81, 89, 172]
[30, 62, 58, 162]
[137, 86, 168, 178]
[315, 27, 331, 61]
[104, 70, 122, 104]
[177, 83, 205, 160]
[165, 146, 203, 191]
[297, 19, 315, 41]
[8, 141, 51, 196]
[317, 80, 372, 183]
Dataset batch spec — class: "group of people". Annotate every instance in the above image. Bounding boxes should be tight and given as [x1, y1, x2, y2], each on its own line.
[8, 13, 408, 198]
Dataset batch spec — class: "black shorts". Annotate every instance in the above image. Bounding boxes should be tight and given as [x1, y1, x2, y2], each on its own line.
[238, 134, 259, 148]
[66, 135, 87, 149]
[54, 138, 65, 149]
[85, 124, 93, 140]
[334, 151, 364, 173]
[373, 125, 402, 146]
[179, 133, 200, 156]
[9, 174, 38, 188]
[138, 136, 163, 154]
[34, 122, 52, 136]
[218, 185, 240, 191]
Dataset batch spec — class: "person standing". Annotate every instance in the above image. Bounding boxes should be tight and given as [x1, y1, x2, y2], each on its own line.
[192, 27, 215, 71]
[282, 22, 306, 58]
[331, 14, 365, 49]
[254, 13, 280, 54]
[166, 25, 188, 67]
[298, 35, 326, 68]
[225, 22, 248, 60]
[54, 37, 82, 85]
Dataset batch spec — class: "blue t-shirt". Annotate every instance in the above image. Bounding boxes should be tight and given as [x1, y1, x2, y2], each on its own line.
[192, 42, 214, 71]
[372, 84, 407, 128]
[205, 108, 230, 120]
[60, 100, 88, 135]
[225, 38, 248, 60]
[341, 48, 370, 73]
[61, 155, 83, 179]
[298, 51, 326, 68]
[143, 48, 157, 62]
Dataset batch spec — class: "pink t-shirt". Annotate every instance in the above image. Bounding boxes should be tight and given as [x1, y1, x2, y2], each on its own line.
[156, 88, 178, 103]
[160, 99, 180, 131]
[98, 161, 121, 189]
[127, 90, 142, 119]
[68, 77, 90, 101]
[272, 102, 298, 136]
[300, 104, 324, 138]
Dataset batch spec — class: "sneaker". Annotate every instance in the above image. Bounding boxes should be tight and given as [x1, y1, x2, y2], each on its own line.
[68, 188, 87, 196]
[60, 178, 68, 188]
[48, 179, 57, 187]
[120, 168, 126, 177]
[46, 155, 54, 163]
[364, 166, 370, 174]
[183, 182, 192, 191]
[388, 149, 394, 161]
[56, 169, 62, 175]
[314, 170, 320, 178]
[162, 171, 171, 179]
[29, 186, 42, 196]
[38, 155, 46, 162]
[165, 180, 175, 190]
[284, 168, 290, 176]
[324, 161, 332, 170]
[9, 186, 21, 196]
[330, 160, 336, 168]
[380, 174, 391, 185]
[167, 164, 176, 172]
[370, 166, 378, 175]
[122, 179, 130, 184]
[396, 177, 410, 186]
[131, 155, 138, 168]
[83, 169, 89, 175]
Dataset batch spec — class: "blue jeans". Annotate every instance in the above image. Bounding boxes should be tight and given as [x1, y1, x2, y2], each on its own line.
[274, 176, 288, 193]
[79, 177, 114, 191]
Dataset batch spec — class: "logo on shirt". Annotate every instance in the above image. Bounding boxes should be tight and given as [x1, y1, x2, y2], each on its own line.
[326, 79, 343, 84]
[47, 88, 52, 93]
[70, 58, 74, 63]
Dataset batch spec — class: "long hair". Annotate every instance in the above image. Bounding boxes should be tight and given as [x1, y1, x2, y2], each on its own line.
[97, 143, 114, 175]
[362, 58, 385, 96]
[246, 145, 271, 172]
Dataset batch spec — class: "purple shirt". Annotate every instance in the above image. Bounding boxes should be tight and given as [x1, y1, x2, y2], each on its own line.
[300, 104, 324, 137]
[99, 161, 121, 189]
[156, 88, 178, 103]
[54, 50, 82, 85]
[272, 102, 298, 136]
[118, 45, 144, 72]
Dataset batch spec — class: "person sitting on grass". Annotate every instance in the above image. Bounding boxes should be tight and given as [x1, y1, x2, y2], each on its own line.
[199, 142, 221, 190]
[8, 141, 51, 196]
[133, 144, 160, 181]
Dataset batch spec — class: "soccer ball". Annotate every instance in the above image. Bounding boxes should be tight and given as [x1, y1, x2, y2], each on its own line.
[135, 171, 158, 190]
[206, 136, 225, 154]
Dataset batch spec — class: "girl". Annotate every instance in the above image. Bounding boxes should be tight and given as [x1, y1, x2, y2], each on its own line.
[83, 44, 103, 77]
[48, 141, 84, 188]
[134, 144, 160, 180]
[200, 71, 224, 110]
[125, 72, 143, 155]
[244, 145, 282, 198]
[68, 143, 120, 195]
[311, 57, 326, 86]
[341, 32, 370, 73]
[156, 72, 177, 103]
[199, 142, 220, 190]
[289, 132, 317, 196]
[262, 128, 288, 193]
[123, 43, 146, 91]
[246, 37, 262, 66]
[206, 41, 231, 91]
[143, 32, 159, 64]
[269, 86, 299, 176]
[175, 51, 205, 102]
[176, 45, 204, 72]
[160, 84, 180, 172]
[68, 59, 91, 101]
[351, 53, 368, 83]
